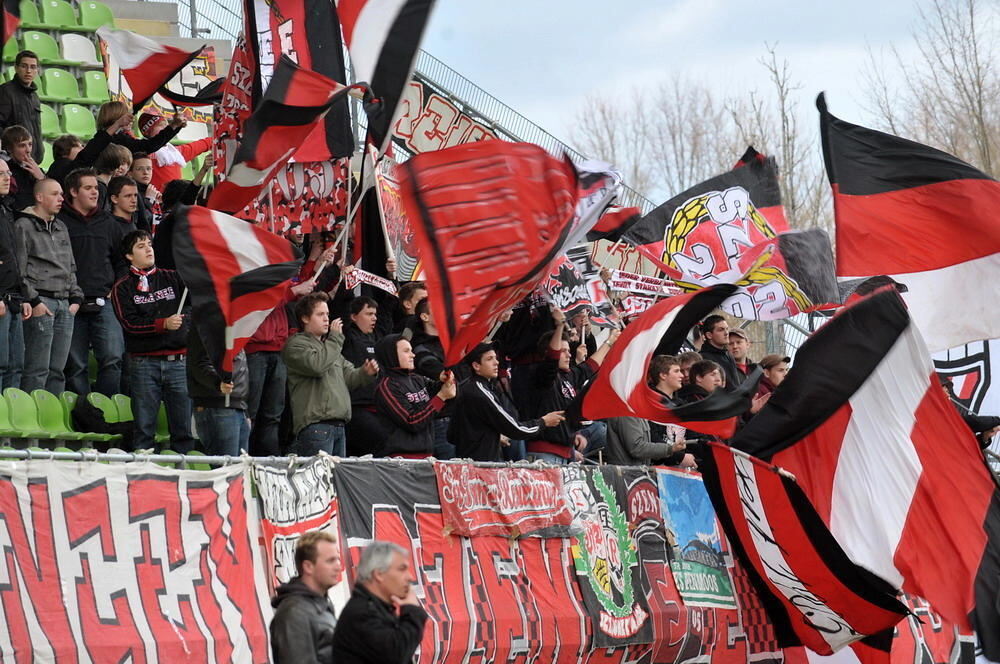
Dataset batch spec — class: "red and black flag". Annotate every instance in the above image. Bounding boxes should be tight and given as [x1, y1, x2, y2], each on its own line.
[97, 27, 205, 112]
[208, 55, 360, 214]
[398, 140, 579, 366]
[338, 0, 436, 154]
[172, 205, 302, 379]
[699, 443, 909, 654]
[2, 0, 19, 47]
[818, 93, 1000, 352]
[730, 287, 1000, 660]
[579, 283, 761, 438]
[158, 76, 224, 108]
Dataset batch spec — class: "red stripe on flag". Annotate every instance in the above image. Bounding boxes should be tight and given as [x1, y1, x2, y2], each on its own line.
[834, 178, 1000, 276]
[892, 374, 990, 629]
[188, 207, 239, 317]
[252, 225, 295, 265]
[336, 0, 365, 45]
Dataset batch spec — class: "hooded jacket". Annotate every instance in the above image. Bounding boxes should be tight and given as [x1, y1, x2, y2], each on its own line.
[699, 341, 742, 392]
[342, 320, 380, 407]
[270, 577, 337, 664]
[373, 332, 444, 457]
[58, 203, 125, 298]
[605, 416, 678, 466]
[13, 208, 84, 306]
[282, 328, 373, 435]
[447, 373, 544, 462]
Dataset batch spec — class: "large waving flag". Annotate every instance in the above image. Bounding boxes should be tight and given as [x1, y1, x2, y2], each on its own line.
[700, 443, 908, 654]
[818, 93, 1000, 352]
[97, 27, 205, 111]
[208, 56, 359, 214]
[172, 206, 302, 379]
[731, 287, 1000, 659]
[398, 140, 579, 365]
[2, 0, 19, 46]
[579, 284, 760, 437]
[339, 0, 436, 153]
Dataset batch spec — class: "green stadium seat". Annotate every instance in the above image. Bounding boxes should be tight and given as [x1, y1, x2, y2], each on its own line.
[155, 448, 180, 467]
[3, 388, 55, 440]
[60, 33, 102, 68]
[21, 31, 80, 67]
[31, 390, 87, 441]
[39, 68, 87, 104]
[58, 390, 77, 428]
[186, 449, 212, 471]
[80, 70, 110, 105]
[38, 0, 81, 30]
[155, 403, 169, 444]
[63, 103, 97, 137]
[40, 103, 60, 138]
[0, 396, 26, 438]
[113, 394, 133, 422]
[2, 36, 18, 63]
[18, 1, 43, 28]
[181, 161, 194, 179]
[77, 0, 115, 31]
[86, 392, 119, 423]
[40, 141, 53, 170]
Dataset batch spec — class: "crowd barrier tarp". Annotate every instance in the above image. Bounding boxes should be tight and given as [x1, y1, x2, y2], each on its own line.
[0, 460, 271, 663]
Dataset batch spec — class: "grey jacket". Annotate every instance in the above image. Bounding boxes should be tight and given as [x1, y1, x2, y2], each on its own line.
[13, 208, 83, 306]
[270, 578, 337, 664]
[605, 416, 676, 466]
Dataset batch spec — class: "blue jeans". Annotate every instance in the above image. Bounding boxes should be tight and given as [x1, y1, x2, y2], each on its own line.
[528, 452, 568, 465]
[579, 421, 608, 457]
[129, 355, 194, 452]
[194, 407, 249, 457]
[21, 296, 74, 393]
[246, 351, 286, 456]
[433, 417, 455, 460]
[0, 308, 24, 390]
[65, 303, 124, 396]
[291, 422, 346, 457]
[503, 439, 526, 462]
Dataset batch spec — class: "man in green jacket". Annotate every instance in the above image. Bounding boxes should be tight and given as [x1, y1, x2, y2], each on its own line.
[283, 292, 378, 456]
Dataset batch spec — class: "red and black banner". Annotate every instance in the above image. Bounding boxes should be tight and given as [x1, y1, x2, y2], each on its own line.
[700, 443, 908, 654]
[2, 0, 19, 47]
[817, 93, 1000, 351]
[399, 140, 579, 366]
[578, 284, 759, 437]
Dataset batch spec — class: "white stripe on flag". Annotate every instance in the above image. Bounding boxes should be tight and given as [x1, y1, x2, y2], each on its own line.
[349, 0, 409, 82]
[608, 305, 681, 406]
[830, 321, 932, 587]
[233, 308, 271, 343]
[893, 251, 1000, 353]
[212, 211, 269, 274]
[97, 27, 168, 69]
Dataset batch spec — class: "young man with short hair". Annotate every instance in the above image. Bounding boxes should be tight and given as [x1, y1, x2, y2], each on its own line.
[107, 176, 139, 232]
[270, 530, 343, 664]
[14, 178, 82, 392]
[697, 315, 740, 391]
[0, 51, 43, 162]
[728, 328, 757, 380]
[58, 167, 126, 396]
[111, 230, 195, 452]
[447, 343, 564, 462]
[342, 296, 390, 456]
[93, 143, 132, 211]
[283, 292, 378, 457]
[2, 124, 45, 210]
[757, 354, 791, 398]
[128, 152, 157, 231]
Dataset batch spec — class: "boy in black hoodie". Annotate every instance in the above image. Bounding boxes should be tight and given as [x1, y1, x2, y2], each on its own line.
[373, 330, 456, 458]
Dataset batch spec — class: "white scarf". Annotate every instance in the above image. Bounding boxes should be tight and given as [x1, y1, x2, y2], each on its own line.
[154, 143, 185, 168]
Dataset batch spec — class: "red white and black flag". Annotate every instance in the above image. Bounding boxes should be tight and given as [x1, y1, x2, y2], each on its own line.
[579, 284, 761, 438]
[208, 55, 358, 214]
[731, 287, 1000, 660]
[818, 93, 1000, 352]
[338, 0, 436, 154]
[172, 205, 301, 378]
[97, 27, 205, 111]
[699, 443, 909, 654]
[399, 140, 579, 365]
[2, 0, 19, 46]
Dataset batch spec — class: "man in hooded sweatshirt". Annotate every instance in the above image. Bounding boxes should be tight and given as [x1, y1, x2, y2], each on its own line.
[373, 329, 456, 458]
[270, 530, 342, 664]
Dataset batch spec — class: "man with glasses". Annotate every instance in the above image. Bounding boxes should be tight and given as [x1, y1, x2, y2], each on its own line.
[0, 51, 43, 163]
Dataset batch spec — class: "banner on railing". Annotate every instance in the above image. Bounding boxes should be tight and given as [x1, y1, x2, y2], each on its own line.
[0, 460, 271, 663]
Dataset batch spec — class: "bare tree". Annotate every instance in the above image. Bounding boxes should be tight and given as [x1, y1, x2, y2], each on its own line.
[571, 93, 654, 195]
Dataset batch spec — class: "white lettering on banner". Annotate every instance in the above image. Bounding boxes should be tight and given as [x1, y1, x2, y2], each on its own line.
[344, 267, 398, 295]
[392, 81, 498, 154]
[609, 270, 682, 297]
[0, 460, 271, 663]
[731, 454, 858, 650]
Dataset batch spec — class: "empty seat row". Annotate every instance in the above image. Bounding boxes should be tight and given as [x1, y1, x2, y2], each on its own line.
[41, 101, 97, 138]
[1, 66, 109, 105]
[4, 31, 102, 68]
[19, 0, 115, 33]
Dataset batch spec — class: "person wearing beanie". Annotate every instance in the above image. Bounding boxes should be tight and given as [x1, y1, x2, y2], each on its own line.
[138, 109, 212, 191]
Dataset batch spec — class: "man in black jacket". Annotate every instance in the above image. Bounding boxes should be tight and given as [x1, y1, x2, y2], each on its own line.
[111, 231, 194, 452]
[59, 168, 126, 396]
[331, 541, 427, 664]
[187, 326, 250, 456]
[343, 296, 390, 456]
[271, 530, 343, 664]
[0, 51, 43, 163]
[0, 159, 29, 388]
[448, 343, 563, 461]
[697, 315, 741, 392]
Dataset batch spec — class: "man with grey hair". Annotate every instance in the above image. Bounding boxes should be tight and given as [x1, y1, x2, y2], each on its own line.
[331, 541, 428, 663]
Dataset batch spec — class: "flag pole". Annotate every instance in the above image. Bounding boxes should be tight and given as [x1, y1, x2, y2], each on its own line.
[176, 288, 188, 315]
[223, 325, 234, 408]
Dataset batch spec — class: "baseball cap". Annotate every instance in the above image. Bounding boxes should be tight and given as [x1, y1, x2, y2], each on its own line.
[728, 328, 749, 341]
[760, 354, 791, 370]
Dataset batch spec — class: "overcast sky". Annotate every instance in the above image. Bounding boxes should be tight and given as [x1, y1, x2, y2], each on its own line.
[419, 0, 929, 171]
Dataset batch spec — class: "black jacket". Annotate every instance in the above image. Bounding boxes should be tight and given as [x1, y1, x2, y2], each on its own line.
[373, 332, 443, 456]
[8, 160, 37, 211]
[331, 583, 428, 664]
[46, 129, 113, 185]
[110, 267, 188, 354]
[186, 328, 249, 410]
[524, 350, 598, 458]
[342, 321, 379, 407]
[411, 329, 470, 417]
[447, 374, 544, 461]
[270, 577, 337, 664]
[699, 342, 741, 392]
[58, 204, 125, 298]
[133, 183, 155, 232]
[0, 79, 42, 162]
[0, 202, 24, 299]
[109, 126, 181, 155]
